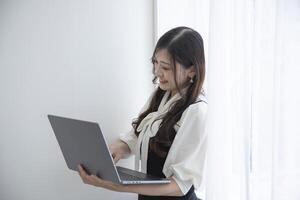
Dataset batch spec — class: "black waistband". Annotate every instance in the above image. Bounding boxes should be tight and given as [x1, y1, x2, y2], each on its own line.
[138, 186, 199, 200]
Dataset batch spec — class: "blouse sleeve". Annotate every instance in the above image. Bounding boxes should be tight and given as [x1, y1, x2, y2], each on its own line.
[119, 128, 137, 155]
[119, 90, 156, 154]
[163, 101, 208, 195]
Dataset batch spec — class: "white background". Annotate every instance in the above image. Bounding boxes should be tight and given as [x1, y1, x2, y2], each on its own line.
[0, 1, 154, 199]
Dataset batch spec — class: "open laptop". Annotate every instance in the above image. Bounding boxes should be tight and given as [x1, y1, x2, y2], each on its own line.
[47, 114, 171, 184]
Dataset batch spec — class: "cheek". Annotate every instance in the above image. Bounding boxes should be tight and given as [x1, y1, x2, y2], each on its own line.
[178, 74, 188, 83]
[165, 73, 175, 83]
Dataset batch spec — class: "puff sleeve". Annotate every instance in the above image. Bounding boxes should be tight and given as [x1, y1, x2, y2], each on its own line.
[119, 90, 156, 154]
[163, 101, 208, 195]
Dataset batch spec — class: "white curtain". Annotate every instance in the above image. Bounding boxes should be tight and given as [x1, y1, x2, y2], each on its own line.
[154, 0, 300, 200]
[250, 1, 300, 199]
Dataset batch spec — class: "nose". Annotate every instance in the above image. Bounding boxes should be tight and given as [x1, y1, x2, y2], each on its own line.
[154, 65, 163, 77]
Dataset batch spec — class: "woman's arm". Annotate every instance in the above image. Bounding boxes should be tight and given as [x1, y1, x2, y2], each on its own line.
[109, 140, 131, 163]
[78, 165, 183, 197]
[119, 178, 183, 196]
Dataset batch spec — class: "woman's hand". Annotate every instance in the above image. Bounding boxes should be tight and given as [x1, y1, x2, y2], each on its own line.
[78, 164, 183, 196]
[108, 140, 131, 163]
[78, 165, 123, 191]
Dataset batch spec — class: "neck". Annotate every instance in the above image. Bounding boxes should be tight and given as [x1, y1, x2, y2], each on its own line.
[169, 85, 190, 99]
[170, 91, 177, 99]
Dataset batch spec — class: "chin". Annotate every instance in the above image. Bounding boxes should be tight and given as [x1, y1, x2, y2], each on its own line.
[158, 84, 169, 91]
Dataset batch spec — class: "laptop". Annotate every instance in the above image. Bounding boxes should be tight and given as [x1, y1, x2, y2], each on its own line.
[47, 114, 171, 184]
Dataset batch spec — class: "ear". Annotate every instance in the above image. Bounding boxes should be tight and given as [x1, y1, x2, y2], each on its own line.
[187, 66, 196, 78]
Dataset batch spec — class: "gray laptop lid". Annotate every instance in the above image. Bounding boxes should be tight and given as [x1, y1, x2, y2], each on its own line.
[48, 114, 121, 183]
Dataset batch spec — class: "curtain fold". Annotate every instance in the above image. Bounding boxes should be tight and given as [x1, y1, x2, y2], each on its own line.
[251, 0, 300, 200]
[206, 0, 252, 200]
[154, 0, 300, 200]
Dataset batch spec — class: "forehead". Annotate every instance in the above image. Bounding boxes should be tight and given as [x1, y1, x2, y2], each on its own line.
[155, 49, 171, 61]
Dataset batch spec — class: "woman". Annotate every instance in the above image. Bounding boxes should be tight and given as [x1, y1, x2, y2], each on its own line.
[78, 26, 207, 200]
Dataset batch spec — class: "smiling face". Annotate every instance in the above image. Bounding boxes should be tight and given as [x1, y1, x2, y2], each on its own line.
[152, 49, 195, 97]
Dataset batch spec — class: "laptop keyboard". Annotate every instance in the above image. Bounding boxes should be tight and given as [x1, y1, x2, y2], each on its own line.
[117, 166, 153, 181]
[116, 166, 170, 184]
[118, 171, 146, 181]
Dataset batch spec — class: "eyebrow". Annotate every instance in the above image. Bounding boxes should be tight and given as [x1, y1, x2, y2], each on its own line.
[160, 61, 171, 65]
[153, 56, 171, 65]
[153, 59, 170, 65]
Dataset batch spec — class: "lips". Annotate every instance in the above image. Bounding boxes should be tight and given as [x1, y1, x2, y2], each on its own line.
[159, 80, 168, 84]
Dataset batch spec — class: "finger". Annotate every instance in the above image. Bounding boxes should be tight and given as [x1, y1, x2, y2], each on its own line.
[81, 174, 92, 185]
[78, 165, 88, 176]
[90, 175, 106, 187]
[78, 165, 90, 184]
[108, 146, 114, 151]
[114, 154, 122, 163]
[78, 165, 84, 177]
[78, 171, 86, 183]
[111, 153, 116, 159]
[78, 165, 84, 176]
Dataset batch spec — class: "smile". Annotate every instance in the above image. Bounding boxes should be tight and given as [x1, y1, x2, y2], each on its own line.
[159, 80, 168, 84]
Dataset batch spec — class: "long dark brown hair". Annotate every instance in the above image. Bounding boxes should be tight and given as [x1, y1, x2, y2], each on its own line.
[132, 27, 205, 157]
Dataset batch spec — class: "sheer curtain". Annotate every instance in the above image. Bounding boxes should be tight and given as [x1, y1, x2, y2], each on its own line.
[154, 0, 300, 200]
[251, 1, 300, 199]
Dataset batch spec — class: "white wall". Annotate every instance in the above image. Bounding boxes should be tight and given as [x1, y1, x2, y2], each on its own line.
[0, 1, 153, 199]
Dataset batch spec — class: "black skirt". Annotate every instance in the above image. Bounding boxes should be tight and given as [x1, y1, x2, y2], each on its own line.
[138, 149, 200, 200]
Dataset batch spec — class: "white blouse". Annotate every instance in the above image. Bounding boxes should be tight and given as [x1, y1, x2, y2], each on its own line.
[120, 89, 207, 196]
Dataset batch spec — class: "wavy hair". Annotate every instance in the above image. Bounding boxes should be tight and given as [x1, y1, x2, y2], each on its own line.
[132, 27, 205, 157]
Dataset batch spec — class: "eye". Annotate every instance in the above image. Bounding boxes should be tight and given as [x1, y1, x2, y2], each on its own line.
[162, 66, 170, 71]
[151, 58, 158, 64]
